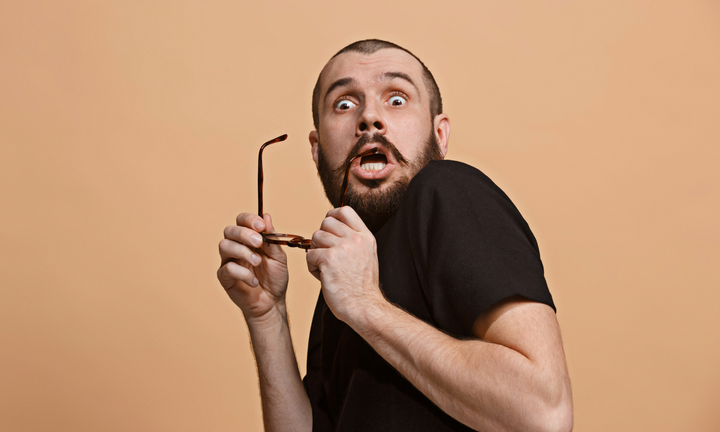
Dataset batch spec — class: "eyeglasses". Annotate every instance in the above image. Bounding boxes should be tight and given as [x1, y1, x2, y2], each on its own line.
[257, 134, 380, 250]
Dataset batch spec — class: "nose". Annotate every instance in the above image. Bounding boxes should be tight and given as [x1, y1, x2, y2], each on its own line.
[356, 100, 386, 136]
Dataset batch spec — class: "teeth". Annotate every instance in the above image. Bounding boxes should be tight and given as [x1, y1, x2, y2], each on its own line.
[361, 162, 386, 172]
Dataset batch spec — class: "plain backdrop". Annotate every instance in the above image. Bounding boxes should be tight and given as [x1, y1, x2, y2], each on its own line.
[1, 1, 719, 431]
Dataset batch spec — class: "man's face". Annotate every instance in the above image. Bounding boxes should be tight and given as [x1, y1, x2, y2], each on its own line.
[310, 49, 449, 230]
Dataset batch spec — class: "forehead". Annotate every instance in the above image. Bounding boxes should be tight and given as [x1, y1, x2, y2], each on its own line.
[320, 49, 426, 96]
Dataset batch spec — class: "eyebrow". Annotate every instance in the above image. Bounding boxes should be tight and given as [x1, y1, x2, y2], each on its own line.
[382, 71, 418, 93]
[323, 71, 420, 102]
[324, 77, 354, 102]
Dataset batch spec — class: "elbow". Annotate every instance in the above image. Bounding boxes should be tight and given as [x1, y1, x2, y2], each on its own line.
[531, 382, 574, 432]
[533, 359, 574, 432]
[464, 383, 573, 432]
[538, 397, 573, 432]
[505, 368, 573, 432]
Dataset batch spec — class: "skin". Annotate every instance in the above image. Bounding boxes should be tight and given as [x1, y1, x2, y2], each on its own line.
[309, 50, 449, 193]
[218, 48, 573, 431]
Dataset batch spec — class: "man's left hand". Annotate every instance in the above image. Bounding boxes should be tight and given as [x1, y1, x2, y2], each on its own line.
[306, 206, 384, 325]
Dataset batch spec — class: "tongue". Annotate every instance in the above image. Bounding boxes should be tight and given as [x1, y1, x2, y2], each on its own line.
[360, 154, 387, 165]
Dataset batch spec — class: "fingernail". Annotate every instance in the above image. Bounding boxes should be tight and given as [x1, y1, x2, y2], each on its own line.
[251, 254, 261, 265]
[252, 277, 259, 286]
[253, 220, 265, 231]
[251, 233, 263, 247]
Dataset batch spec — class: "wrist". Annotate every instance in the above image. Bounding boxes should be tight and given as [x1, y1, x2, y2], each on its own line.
[243, 301, 289, 334]
[347, 287, 390, 337]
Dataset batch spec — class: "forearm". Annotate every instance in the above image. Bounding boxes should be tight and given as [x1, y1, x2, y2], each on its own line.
[353, 299, 572, 432]
[306, 206, 571, 430]
[246, 303, 312, 432]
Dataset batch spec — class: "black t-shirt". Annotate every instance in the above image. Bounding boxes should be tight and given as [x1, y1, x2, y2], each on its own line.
[303, 160, 555, 431]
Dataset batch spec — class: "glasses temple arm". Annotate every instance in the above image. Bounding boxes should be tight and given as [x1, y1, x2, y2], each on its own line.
[257, 134, 288, 219]
[339, 148, 380, 207]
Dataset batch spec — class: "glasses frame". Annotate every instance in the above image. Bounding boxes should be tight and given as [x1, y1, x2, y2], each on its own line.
[257, 134, 380, 250]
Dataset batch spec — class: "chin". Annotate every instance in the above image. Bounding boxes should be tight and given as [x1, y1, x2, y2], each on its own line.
[343, 175, 411, 232]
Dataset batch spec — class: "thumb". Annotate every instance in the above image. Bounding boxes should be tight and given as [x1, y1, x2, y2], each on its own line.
[263, 213, 276, 233]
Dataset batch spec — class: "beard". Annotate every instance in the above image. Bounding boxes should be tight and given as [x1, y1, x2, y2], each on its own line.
[316, 128, 443, 232]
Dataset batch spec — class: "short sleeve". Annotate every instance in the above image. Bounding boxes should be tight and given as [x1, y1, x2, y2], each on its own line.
[402, 160, 554, 336]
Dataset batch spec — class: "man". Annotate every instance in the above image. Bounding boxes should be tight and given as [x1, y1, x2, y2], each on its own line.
[218, 39, 573, 431]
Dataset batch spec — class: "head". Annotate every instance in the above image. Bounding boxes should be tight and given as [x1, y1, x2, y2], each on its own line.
[312, 40, 444, 132]
[309, 39, 450, 231]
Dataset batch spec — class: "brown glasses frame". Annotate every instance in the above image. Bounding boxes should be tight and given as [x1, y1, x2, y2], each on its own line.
[257, 134, 379, 250]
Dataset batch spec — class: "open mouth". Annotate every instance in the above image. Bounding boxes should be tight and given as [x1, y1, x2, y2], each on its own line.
[350, 145, 396, 182]
[360, 153, 388, 172]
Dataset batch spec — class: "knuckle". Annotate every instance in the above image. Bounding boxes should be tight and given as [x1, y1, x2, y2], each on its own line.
[352, 233, 364, 247]
[344, 241, 356, 253]
[223, 225, 236, 239]
[320, 218, 332, 230]
[217, 264, 236, 284]
[220, 239, 244, 257]
[236, 212, 255, 227]
[228, 261, 249, 279]
[341, 206, 355, 217]
[325, 249, 337, 262]
[363, 233, 376, 246]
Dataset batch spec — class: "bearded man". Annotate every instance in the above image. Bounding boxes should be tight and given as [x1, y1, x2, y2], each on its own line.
[218, 39, 573, 432]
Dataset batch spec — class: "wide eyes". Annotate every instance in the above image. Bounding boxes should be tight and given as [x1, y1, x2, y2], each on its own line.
[388, 95, 407, 106]
[335, 99, 357, 110]
[333, 94, 407, 111]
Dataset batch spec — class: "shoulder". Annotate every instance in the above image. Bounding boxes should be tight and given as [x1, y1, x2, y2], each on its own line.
[385, 160, 554, 334]
[398, 159, 540, 256]
[404, 160, 517, 213]
[409, 160, 494, 189]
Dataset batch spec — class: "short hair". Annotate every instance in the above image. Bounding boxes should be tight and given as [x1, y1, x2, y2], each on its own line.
[311, 39, 443, 130]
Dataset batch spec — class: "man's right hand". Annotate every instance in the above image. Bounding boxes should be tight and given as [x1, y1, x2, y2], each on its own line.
[217, 213, 289, 322]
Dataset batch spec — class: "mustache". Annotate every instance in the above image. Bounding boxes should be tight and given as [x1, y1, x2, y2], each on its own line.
[332, 133, 409, 177]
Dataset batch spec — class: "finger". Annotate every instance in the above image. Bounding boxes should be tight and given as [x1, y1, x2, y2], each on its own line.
[236, 212, 266, 233]
[217, 261, 259, 289]
[257, 213, 291, 260]
[319, 215, 351, 238]
[305, 249, 322, 281]
[326, 206, 367, 232]
[219, 238, 262, 267]
[312, 225, 350, 249]
[223, 225, 265, 249]
[262, 213, 277, 233]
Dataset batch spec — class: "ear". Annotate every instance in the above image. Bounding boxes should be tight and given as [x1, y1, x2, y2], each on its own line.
[309, 129, 320, 170]
[433, 114, 450, 159]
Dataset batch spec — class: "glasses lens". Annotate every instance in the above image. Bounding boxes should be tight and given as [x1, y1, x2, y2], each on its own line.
[288, 237, 312, 249]
[263, 233, 303, 245]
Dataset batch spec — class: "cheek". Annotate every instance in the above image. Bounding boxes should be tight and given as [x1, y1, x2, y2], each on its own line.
[318, 127, 352, 162]
[389, 116, 432, 160]
[322, 113, 356, 139]
[391, 114, 429, 141]
[389, 106, 428, 131]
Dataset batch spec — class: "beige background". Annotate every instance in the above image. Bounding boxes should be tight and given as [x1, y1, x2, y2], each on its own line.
[1, 1, 719, 431]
